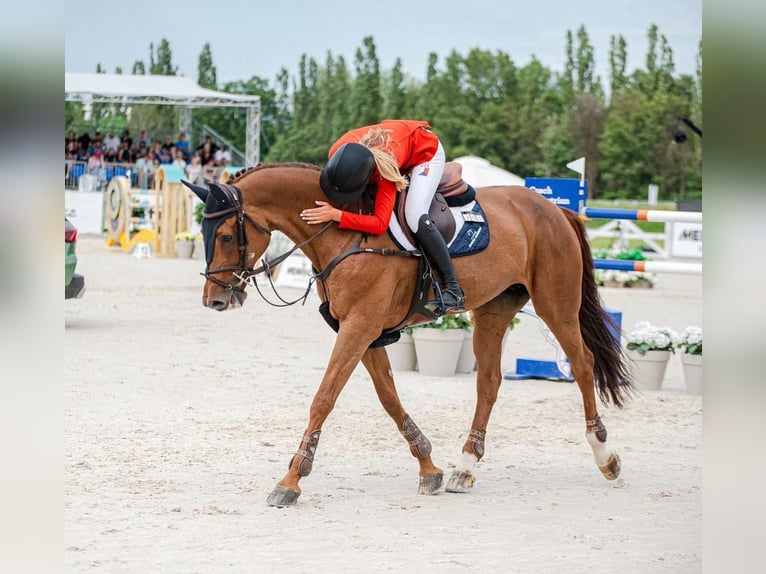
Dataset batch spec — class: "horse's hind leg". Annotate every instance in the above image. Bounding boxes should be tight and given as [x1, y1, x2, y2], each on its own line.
[528, 278, 622, 480]
[446, 289, 529, 492]
[361, 346, 444, 495]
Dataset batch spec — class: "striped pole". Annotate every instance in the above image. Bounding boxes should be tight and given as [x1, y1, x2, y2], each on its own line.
[582, 207, 702, 224]
[594, 259, 702, 275]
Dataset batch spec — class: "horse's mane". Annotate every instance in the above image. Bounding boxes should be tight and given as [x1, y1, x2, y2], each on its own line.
[227, 162, 321, 184]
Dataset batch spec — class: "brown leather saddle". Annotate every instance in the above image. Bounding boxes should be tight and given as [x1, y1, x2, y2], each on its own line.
[395, 161, 473, 245]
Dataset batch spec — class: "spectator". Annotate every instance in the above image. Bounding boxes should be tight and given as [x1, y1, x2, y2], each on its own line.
[104, 145, 118, 163]
[172, 150, 187, 169]
[77, 132, 91, 157]
[121, 129, 133, 150]
[199, 140, 215, 167]
[87, 149, 103, 175]
[104, 130, 121, 157]
[203, 157, 217, 180]
[136, 129, 149, 155]
[162, 135, 175, 153]
[150, 140, 163, 164]
[185, 152, 202, 184]
[134, 151, 150, 189]
[195, 135, 218, 156]
[92, 131, 104, 150]
[175, 132, 190, 160]
[214, 145, 232, 167]
[66, 130, 77, 152]
[158, 145, 172, 165]
[117, 141, 132, 164]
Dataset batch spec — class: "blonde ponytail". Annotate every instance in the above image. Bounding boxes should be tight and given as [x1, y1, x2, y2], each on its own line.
[359, 128, 408, 191]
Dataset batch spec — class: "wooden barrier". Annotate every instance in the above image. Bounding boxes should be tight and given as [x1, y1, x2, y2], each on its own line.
[154, 165, 191, 256]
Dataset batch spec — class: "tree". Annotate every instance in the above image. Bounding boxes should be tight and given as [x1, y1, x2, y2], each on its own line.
[609, 35, 628, 96]
[197, 43, 217, 89]
[383, 58, 407, 119]
[351, 36, 382, 126]
[149, 39, 178, 76]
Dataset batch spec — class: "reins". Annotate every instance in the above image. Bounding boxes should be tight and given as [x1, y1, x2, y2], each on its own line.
[202, 182, 419, 309]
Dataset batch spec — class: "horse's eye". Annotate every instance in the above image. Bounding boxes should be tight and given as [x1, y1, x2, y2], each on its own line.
[221, 234, 234, 244]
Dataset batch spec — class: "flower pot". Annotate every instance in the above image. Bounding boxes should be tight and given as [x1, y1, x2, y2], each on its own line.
[193, 238, 204, 260]
[627, 349, 671, 391]
[412, 328, 465, 377]
[175, 240, 194, 258]
[681, 353, 702, 395]
[455, 329, 476, 374]
[387, 332, 417, 371]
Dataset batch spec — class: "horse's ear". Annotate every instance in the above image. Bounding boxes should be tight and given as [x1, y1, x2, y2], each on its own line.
[182, 179, 209, 202]
[207, 182, 229, 205]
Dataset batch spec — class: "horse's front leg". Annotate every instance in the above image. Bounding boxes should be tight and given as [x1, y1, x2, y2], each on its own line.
[360, 346, 443, 495]
[446, 306, 514, 493]
[266, 327, 372, 507]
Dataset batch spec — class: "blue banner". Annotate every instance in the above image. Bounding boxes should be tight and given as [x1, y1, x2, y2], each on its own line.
[524, 178, 587, 213]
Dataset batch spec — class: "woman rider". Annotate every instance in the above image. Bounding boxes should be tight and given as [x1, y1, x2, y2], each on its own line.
[300, 119, 465, 313]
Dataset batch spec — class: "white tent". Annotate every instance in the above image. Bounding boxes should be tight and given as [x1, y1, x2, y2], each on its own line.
[453, 156, 525, 187]
[65, 73, 261, 165]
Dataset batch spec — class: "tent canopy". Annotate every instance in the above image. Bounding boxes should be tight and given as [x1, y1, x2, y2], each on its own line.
[453, 156, 525, 187]
[65, 73, 261, 164]
[65, 73, 260, 107]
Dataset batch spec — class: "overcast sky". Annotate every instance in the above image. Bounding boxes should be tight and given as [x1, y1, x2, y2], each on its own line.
[65, 0, 701, 86]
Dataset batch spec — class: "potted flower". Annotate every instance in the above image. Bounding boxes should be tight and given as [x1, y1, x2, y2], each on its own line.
[411, 314, 473, 377]
[625, 321, 679, 391]
[174, 232, 195, 258]
[192, 233, 204, 260]
[677, 326, 702, 394]
[387, 326, 417, 372]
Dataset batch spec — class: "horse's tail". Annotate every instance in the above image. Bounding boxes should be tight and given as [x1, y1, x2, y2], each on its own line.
[562, 208, 634, 407]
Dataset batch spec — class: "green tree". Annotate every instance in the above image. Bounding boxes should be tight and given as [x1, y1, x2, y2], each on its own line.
[197, 43, 217, 89]
[609, 35, 628, 96]
[149, 39, 178, 76]
[383, 58, 407, 119]
[351, 36, 382, 126]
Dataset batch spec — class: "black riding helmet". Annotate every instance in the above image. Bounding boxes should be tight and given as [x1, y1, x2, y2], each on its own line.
[319, 142, 376, 204]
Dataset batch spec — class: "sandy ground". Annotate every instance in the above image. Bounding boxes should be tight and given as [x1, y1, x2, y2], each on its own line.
[65, 235, 702, 573]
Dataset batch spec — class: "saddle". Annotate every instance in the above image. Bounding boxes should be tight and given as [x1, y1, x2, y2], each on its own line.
[395, 161, 475, 246]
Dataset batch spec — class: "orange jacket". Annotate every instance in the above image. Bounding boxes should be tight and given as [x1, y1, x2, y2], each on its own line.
[329, 120, 439, 235]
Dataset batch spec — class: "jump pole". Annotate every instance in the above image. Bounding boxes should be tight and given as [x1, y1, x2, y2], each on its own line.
[581, 207, 702, 224]
[593, 259, 702, 275]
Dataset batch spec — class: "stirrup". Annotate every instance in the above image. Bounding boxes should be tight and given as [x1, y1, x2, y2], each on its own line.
[425, 288, 465, 314]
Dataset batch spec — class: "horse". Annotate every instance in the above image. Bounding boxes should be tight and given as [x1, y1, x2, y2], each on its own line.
[183, 162, 633, 507]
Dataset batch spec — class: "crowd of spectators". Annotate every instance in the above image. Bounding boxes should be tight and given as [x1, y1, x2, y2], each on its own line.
[65, 128, 233, 188]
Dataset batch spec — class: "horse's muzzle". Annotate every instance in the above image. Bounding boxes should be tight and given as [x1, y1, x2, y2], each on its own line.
[203, 289, 247, 311]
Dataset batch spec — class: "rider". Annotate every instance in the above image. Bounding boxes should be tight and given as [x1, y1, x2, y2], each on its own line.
[300, 119, 465, 313]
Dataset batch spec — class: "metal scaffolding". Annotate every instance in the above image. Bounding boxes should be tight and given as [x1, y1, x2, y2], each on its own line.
[65, 73, 261, 166]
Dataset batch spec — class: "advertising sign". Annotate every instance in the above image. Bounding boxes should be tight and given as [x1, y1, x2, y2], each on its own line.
[524, 178, 587, 213]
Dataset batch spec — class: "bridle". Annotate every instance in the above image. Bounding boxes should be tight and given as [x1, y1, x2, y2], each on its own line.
[201, 186, 334, 307]
[201, 196, 271, 291]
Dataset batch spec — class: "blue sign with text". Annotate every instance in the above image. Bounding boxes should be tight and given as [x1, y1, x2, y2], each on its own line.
[524, 178, 587, 213]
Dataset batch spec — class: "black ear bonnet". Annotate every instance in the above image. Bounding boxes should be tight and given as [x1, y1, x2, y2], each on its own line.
[182, 179, 243, 265]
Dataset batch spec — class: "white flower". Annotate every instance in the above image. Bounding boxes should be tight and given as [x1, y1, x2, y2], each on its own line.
[678, 326, 702, 355]
[626, 321, 679, 354]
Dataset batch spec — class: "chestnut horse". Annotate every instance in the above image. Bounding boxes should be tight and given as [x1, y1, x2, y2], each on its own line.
[183, 163, 632, 507]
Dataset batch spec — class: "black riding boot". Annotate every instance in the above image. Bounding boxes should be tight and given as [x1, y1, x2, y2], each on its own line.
[415, 214, 465, 313]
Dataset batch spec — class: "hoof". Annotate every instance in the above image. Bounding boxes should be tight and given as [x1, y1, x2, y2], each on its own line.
[599, 452, 621, 480]
[445, 470, 475, 493]
[266, 486, 300, 507]
[418, 472, 443, 495]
